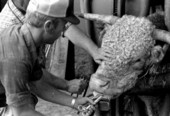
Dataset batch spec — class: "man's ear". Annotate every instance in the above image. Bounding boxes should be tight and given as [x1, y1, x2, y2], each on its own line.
[150, 45, 165, 63]
[44, 20, 55, 34]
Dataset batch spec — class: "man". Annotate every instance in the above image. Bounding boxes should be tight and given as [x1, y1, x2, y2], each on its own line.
[0, 0, 109, 101]
[0, 0, 107, 65]
[0, 0, 97, 115]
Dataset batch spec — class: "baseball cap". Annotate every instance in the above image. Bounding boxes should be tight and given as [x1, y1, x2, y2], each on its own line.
[27, 0, 80, 24]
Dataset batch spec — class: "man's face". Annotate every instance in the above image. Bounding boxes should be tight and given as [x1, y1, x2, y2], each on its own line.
[44, 19, 67, 44]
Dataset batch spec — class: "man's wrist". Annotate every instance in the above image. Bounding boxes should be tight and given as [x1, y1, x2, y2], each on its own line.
[91, 46, 98, 58]
[71, 98, 76, 108]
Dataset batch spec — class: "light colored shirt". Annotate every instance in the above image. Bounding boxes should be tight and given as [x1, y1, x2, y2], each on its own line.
[0, 24, 42, 107]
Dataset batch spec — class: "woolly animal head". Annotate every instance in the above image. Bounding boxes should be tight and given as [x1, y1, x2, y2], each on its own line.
[91, 15, 157, 96]
[80, 13, 168, 97]
[97, 15, 155, 77]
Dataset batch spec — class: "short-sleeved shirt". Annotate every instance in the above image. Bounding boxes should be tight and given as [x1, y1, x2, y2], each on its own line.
[0, 24, 42, 107]
[0, 0, 26, 107]
[0, 0, 45, 107]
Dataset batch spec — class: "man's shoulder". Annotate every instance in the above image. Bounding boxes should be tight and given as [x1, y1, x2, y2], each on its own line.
[0, 25, 22, 40]
[0, 25, 31, 60]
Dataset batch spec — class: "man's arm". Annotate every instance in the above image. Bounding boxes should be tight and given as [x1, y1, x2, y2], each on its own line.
[29, 70, 94, 110]
[41, 69, 87, 94]
[65, 25, 108, 64]
[29, 78, 75, 108]
[65, 25, 98, 57]
[41, 69, 68, 91]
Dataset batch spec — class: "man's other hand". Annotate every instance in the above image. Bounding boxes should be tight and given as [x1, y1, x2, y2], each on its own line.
[92, 47, 112, 65]
[74, 97, 95, 116]
[67, 79, 88, 94]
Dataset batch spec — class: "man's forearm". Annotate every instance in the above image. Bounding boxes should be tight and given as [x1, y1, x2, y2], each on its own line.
[29, 79, 74, 108]
[65, 25, 98, 57]
[42, 69, 69, 91]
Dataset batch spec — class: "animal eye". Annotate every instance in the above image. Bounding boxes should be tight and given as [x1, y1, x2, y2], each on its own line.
[130, 58, 141, 65]
[135, 59, 141, 62]
[131, 58, 145, 70]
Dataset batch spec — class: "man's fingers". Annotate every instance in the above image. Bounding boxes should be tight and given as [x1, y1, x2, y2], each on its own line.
[80, 79, 88, 88]
[85, 97, 95, 105]
[84, 106, 95, 116]
[96, 60, 102, 65]
[102, 50, 113, 58]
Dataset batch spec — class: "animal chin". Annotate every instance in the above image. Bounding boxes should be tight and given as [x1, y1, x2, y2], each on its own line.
[89, 71, 140, 96]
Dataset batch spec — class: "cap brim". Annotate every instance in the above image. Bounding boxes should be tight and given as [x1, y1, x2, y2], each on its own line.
[65, 14, 80, 25]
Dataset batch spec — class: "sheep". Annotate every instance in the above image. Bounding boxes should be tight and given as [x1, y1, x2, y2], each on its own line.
[79, 13, 170, 97]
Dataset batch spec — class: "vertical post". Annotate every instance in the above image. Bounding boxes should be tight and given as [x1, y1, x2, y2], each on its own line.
[117, 0, 125, 17]
[65, 41, 75, 80]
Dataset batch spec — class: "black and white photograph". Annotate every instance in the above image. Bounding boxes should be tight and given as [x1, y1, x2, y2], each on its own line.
[0, 0, 170, 116]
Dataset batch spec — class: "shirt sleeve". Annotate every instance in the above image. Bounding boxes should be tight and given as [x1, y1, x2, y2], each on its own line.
[0, 59, 35, 106]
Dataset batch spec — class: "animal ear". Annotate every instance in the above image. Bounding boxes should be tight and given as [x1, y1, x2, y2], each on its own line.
[150, 45, 165, 63]
[44, 20, 55, 34]
[152, 29, 170, 44]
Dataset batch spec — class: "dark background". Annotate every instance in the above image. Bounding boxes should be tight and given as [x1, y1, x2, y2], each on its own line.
[0, 0, 7, 11]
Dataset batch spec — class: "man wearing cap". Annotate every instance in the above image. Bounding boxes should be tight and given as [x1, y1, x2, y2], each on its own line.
[0, 0, 109, 110]
[0, 0, 107, 64]
[0, 0, 104, 115]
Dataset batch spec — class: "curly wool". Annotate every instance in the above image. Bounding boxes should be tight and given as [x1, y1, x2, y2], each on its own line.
[96, 15, 155, 80]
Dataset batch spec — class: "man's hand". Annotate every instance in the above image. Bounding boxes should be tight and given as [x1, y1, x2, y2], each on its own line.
[74, 97, 95, 116]
[67, 79, 88, 94]
[92, 48, 112, 65]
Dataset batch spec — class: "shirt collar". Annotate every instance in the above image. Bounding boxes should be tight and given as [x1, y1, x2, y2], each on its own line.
[21, 24, 38, 63]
